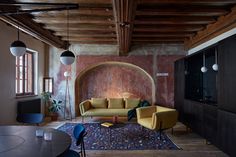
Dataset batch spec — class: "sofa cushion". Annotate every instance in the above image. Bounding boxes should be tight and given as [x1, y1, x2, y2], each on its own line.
[82, 109, 130, 117]
[91, 98, 107, 108]
[108, 98, 124, 109]
[125, 98, 140, 109]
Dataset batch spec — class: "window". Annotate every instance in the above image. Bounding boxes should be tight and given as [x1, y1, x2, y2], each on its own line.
[16, 51, 35, 96]
[43, 77, 54, 94]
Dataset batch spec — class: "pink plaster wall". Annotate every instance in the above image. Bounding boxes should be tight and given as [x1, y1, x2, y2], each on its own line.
[76, 55, 183, 107]
[156, 55, 183, 107]
[78, 64, 152, 102]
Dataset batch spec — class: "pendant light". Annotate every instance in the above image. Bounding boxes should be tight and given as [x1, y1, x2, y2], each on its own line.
[201, 53, 208, 73]
[60, 9, 75, 65]
[10, 21, 26, 57]
[212, 48, 218, 71]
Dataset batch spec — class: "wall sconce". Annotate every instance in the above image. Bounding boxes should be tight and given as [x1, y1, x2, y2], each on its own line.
[201, 53, 208, 73]
[43, 77, 54, 94]
[212, 48, 218, 71]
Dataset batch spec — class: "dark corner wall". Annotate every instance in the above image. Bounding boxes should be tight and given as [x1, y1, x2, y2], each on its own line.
[175, 34, 236, 157]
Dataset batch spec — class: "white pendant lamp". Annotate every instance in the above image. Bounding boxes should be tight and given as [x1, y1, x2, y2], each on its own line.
[10, 25, 26, 57]
[60, 50, 75, 65]
[212, 48, 218, 71]
[60, 9, 75, 65]
[201, 53, 208, 73]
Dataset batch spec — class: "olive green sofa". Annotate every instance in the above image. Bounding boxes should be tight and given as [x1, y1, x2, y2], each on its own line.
[79, 98, 140, 122]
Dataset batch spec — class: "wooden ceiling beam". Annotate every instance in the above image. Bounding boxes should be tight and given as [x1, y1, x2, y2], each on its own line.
[134, 17, 216, 25]
[136, 8, 228, 16]
[132, 41, 184, 44]
[53, 30, 116, 34]
[55, 33, 116, 38]
[33, 16, 114, 24]
[112, 0, 137, 55]
[133, 33, 194, 38]
[62, 37, 116, 41]
[33, 8, 113, 17]
[134, 25, 204, 32]
[138, 0, 236, 5]
[44, 24, 115, 31]
[0, 14, 67, 49]
[185, 6, 236, 49]
[70, 41, 117, 44]
[132, 38, 186, 41]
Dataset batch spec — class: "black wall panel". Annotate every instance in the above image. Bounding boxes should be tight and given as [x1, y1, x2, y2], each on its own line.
[218, 35, 236, 113]
[217, 110, 236, 157]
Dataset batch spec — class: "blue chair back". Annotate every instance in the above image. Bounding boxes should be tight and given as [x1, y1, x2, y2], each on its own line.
[73, 124, 85, 146]
[16, 113, 43, 124]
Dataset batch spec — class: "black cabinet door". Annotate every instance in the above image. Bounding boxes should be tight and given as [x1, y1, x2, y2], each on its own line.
[217, 110, 236, 157]
[174, 59, 185, 122]
[203, 104, 218, 145]
[218, 35, 236, 113]
[184, 100, 204, 136]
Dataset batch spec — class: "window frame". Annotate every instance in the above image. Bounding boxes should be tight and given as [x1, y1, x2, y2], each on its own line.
[16, 51, 35, 96]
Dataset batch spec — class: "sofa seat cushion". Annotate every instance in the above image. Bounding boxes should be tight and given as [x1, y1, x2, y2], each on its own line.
[91, 98, 107, 108]
[125, 98, 140, 109]
[108, 98, 124, 109]
[138, 117, 153, 130]
[82, 109, 130, 117]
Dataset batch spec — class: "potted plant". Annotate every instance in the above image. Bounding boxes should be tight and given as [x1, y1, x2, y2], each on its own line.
[41, 92, 52, 116]
[48, 99, 62, 121]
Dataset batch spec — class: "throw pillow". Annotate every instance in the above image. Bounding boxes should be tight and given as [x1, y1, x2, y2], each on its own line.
[108, 98, 124, 109]
[91, 98, 107, 108]
[125, 98, 140, 109]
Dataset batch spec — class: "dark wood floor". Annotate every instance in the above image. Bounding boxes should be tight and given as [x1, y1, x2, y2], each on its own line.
[45, 117, 228, 157]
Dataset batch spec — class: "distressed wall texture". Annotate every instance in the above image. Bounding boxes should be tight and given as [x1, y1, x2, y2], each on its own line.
[78, 63, 153, 103]
[49, 44, 185, 117]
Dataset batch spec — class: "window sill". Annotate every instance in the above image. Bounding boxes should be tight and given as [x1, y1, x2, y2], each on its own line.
[15, 95, 38, 99]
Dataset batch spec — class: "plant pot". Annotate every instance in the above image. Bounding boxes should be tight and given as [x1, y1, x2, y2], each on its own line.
[50, 113, 58, 121]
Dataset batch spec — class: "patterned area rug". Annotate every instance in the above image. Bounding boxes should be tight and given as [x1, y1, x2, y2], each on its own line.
[57, 123, 180, 150]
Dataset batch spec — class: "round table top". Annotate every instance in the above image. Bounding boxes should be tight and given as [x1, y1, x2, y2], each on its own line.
[0, 125, 71, 157]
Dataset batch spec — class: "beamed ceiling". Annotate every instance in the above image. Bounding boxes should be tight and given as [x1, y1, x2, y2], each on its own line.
[1, 0, 236, 55]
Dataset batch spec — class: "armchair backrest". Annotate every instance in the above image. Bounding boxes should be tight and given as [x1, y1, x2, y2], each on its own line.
[152, 110, 178, 130]
[73, 124, 86, 146]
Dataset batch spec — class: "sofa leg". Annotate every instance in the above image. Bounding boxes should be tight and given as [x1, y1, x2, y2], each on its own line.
[171, 127, 174, 135]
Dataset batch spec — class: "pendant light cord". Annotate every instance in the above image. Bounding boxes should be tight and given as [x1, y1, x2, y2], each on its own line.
[17, 10, 19, 41]
[215, 48, 218, 64]
[67, 8, 69, 50]
[203, 53, 205, 67]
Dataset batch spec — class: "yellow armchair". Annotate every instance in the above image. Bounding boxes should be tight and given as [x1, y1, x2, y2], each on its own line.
[136, 105, 178, 139]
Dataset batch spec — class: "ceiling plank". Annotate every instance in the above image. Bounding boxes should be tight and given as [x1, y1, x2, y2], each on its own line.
[33, 16, 114, 24]
[55, 33, 117, 38]
[44, 24, 115, 31]
[70, 41, 117, 44]
[133, 33, 194, 38]
[0, 14, 67, 48]
[136, 8, 228, 16]
[134, 17, 216, 25]
[138, 0, 236, 5]
[112, 0, 137, 55]
[134, 25, 204, 32]
[185, 6, 236, 49]
[33, 8, 113, 17]
[62, 37, 116, 41]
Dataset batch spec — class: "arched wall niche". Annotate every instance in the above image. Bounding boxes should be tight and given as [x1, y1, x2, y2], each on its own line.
[75, 61, 155, 116]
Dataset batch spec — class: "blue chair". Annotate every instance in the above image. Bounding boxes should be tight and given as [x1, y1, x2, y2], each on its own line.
[60, 124, 86, 157]
[16, 113, 43, 125]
